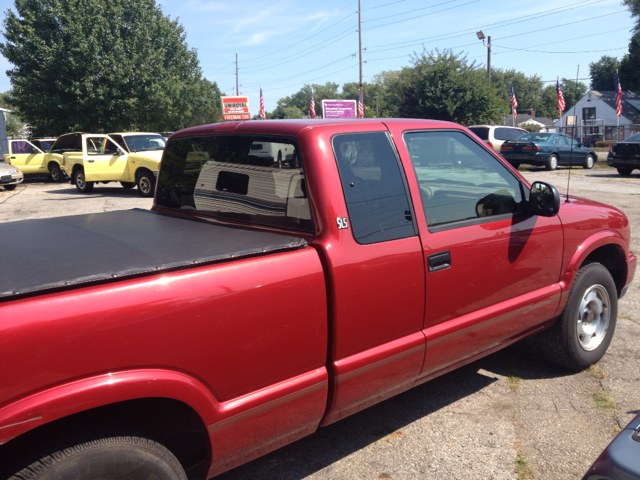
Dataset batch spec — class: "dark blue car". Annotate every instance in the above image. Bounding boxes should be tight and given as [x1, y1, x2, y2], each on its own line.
[500, 132, 597, 171]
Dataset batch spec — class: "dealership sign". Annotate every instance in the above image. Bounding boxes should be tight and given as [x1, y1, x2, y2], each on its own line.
[322, 100, 356, 119]
[221, 96, 251, 121]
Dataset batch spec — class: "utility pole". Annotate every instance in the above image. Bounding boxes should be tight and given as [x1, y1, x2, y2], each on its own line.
[235, 53, 239, 96]
[486, 36, 491, 82]
[358, 0, 363, 107]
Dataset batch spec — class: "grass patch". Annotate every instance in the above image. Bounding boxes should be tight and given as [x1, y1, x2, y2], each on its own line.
[593, 390, 616, 412]
[515, 453, 535, 480]
[618, 313, 633, 320]
[587, 365, 606, 380]
[508, 374, 522, 392]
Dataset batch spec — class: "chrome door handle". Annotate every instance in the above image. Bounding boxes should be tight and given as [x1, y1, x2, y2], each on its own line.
[87, 159, 95, 163]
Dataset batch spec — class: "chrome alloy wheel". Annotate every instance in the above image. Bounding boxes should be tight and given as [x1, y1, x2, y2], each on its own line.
[577, 284, 610, 351]
[139, 176, 152, 195]
[76, 172, 86, 189]
[549, 155, 558, 170]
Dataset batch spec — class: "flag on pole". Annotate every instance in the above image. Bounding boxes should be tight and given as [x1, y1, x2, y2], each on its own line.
[357, 90, 364, 119]
[510, 85, 518, 121]
[259, 84, 265, 120]
[309, 88, 316, 119]
[615, 71, 623, 117]
[556, 78, 565, 115]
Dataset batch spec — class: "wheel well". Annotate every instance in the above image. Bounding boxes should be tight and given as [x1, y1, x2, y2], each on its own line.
[72, 163, 84, 174]
[0, 398, 211, 480]
[136, 167, 153, 181]
[580, 244, 626, 296]
[47, 161, 60, 170]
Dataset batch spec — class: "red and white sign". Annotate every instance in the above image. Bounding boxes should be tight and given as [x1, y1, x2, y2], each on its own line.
[221, 96, 251, 121]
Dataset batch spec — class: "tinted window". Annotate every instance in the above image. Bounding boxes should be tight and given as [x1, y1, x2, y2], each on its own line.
[518, 133, 552, 143]
[156, 135, 311, 232]
[86, 137, 120, 155]
[11, 141, 35, 154]
[123, 134, 166, 152]
[494, 128, 512, 141]
[404, 130, 524, 231]
[109, 135, 128, 151]
[553, 135, 567, 145]
[624, 133, 640, 142]
[50, 134, 82, 153]
[332, 132, 415, 244]
[468, 127, 489, 140]
[32, 140, 54, 152]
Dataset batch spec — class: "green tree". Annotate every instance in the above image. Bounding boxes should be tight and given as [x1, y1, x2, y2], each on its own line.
[395, 49, 502, 125]
[490, 69, 544, 117]
[270, 82, 340, 118]
[623, 0, 640, 33]
[619, 34, 640, 92]
[1, 0, 210, 136]
[589, 56, 621, 90]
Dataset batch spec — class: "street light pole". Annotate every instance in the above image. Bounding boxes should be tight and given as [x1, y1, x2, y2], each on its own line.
[373, 95, 378, 117]
[476, 31, 491, 82]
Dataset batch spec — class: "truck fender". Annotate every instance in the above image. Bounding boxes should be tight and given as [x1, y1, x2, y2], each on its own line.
[555, 230, 628, 317]
[0, 368, 219, 445]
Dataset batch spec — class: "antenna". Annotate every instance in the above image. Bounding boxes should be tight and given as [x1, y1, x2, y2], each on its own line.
[565, 65, 579, 203]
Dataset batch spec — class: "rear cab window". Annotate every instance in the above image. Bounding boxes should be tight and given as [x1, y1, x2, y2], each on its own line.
[403, 130, 525, 232]
[156, 135, 312, 232]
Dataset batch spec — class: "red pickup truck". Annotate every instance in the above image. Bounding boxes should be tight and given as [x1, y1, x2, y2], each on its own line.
[0, 119, 635, 480]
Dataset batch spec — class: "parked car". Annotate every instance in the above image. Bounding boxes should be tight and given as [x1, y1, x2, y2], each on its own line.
[582, 412, 640, 479]
[60, 132, 165, 196]
[0, 119, 635, 479]
[2, 138, 57, 178]
[467, 125, 527, 152]
[0, 162, 24, 190]
[607, 132, 640, 176]
[500, 132, 597, 170]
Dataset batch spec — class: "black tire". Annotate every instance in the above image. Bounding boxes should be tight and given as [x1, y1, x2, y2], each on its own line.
[545, 154, 559, 171]
[137, 170, 156, 197]
[277, 150, 283, 168]
[617, 167, 633, 176]
[583, 154, 595, 169]
[4, 184, 17, 191]
[74, 168, 94, 193]
[121, 181, 135, 189]
[5, 434, 187, 480]
[49, 163, 64, 182]
[509, 162, 520, 170]
[539, 263, 617, 371]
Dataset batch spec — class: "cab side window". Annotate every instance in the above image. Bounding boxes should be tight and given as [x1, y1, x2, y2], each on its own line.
[332, 132, 415, 244]
[86, 138, 120, 155]
[11, 141, 36, 154]
[404, 130, 525, 232]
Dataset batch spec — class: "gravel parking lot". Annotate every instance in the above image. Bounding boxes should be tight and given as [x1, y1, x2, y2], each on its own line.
[1, 167, 638, 480]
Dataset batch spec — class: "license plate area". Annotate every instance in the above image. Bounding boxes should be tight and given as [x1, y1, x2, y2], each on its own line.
[1, 175, 11, 183]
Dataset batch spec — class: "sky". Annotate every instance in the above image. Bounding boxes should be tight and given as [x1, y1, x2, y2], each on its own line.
[0, 0, 634, 114]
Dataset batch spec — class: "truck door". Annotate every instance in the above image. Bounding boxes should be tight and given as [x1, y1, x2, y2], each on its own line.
[389, 127, 563, 381]
[7, 140, 46, 174]
[316, 129, 426, 426]
[83, 136, 128, 181]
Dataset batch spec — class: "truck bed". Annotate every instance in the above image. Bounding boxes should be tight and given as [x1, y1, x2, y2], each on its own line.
[0, 209, 307, 299]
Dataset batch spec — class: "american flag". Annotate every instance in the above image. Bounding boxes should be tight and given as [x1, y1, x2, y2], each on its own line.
[556, 78, 565, 115]
[357, 89, 364, 119]
[615, 71, 623, 117]
[309, 88, 316, 119]
[259, 84, 265, 120]
[510, 85, 518, 121]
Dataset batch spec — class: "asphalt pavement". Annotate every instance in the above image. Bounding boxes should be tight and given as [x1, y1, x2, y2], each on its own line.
[1, 167, 638, 480]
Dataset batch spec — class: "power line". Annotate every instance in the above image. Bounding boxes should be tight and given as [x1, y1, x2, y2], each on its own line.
[363, 0, 406, 10]
[494, 45, 626, 54]
[244, 55, 356, 87]
[367, 0, 480, 29]
[364, 0, 460, 23]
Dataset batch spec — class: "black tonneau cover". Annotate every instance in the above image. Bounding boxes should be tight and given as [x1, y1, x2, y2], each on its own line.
[0, 209, 307, 299]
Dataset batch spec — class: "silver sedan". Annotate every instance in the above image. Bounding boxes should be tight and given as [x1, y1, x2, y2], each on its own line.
[0, 162, 24, 191]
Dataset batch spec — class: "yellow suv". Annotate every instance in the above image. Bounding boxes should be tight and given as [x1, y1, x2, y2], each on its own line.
[3, 138, 60, 180]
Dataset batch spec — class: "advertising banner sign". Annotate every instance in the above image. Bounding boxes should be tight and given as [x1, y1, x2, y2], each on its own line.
[221, 96, 251, 121]
[322, 100, 356, 119]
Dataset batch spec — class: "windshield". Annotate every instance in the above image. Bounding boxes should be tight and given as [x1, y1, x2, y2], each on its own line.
[123, 134, 166, 152]
[517, 133, 551, 143]
[624, 132, 640, 142]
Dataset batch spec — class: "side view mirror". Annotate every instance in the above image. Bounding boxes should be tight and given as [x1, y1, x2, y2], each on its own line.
[529, 181, 560, 217]
[117, 147, 125, 156]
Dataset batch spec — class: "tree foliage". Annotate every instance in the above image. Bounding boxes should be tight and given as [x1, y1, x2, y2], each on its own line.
[1, 0, 221, 136]
[394, 49, 502, 125]
[589, 56, 621, 91]
[619, 34, 640, 92]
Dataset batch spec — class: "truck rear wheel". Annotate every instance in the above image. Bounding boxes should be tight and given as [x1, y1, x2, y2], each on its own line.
[137, 171, 156, 197]
[74, 169, 94, 193]
[6, 434, 187, 480]
[617, 167, 633, 176]
[539, 263, 617, 371]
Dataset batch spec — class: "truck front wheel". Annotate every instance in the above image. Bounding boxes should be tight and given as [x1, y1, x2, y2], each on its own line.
[137, 171, 156, 197]
[49, 164, 64, 182]
[6, 434, 187, 480]
[539, 263, 617, 371]
[74, 169, 94, 193]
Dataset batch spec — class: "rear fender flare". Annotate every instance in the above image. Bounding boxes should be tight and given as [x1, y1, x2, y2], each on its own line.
[0, 369, 219, 445]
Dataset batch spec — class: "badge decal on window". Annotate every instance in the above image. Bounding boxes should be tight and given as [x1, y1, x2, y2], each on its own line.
[336, 217, 349, 229]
